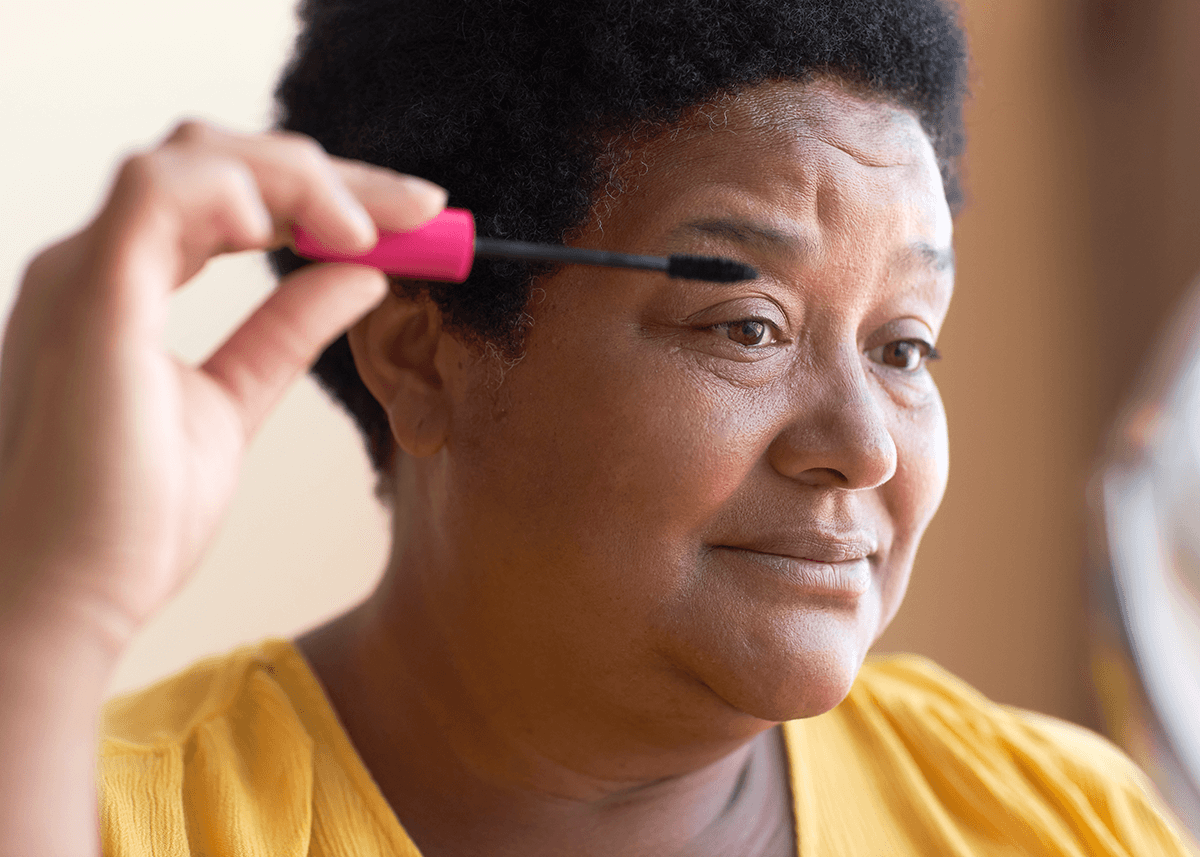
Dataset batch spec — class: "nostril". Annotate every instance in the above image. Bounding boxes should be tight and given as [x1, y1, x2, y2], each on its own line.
[796, 466, 850, 488]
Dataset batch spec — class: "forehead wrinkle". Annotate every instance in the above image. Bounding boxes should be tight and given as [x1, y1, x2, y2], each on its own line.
[794, 128, 908, 169]
[754, 94, 928, 172]
[673, 218, 813, 257]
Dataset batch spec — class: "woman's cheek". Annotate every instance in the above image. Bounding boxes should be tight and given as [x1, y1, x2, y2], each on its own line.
[915, 389, 950, 517]
[863, 393, 947, 635]
[886, 388, 949, 544]
[644, 363, 779, 501]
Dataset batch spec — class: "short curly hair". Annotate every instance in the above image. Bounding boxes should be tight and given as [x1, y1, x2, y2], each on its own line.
[269, 0, 969, 486]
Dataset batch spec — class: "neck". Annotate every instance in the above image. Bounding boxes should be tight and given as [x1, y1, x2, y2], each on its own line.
[295, 549, 796, 857]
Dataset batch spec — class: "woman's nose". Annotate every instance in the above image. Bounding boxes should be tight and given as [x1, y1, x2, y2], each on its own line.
[765, 361, 898, 490]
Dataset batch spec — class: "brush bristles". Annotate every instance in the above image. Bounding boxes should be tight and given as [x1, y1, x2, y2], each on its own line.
[474, 236, 757, 283]
[667, 255, 758, 283]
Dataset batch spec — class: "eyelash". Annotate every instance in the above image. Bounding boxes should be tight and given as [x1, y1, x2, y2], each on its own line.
[867, 339, 941, 372]
[707, 315, 941, 377]
[711, 319, 939, 371]
[709, 318, 783, 348]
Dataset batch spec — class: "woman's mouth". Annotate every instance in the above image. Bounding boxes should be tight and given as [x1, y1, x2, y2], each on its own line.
[710, 537, 876, 600]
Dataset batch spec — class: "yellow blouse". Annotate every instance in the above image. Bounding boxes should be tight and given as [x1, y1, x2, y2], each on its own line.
[97, 639, 1199, 856]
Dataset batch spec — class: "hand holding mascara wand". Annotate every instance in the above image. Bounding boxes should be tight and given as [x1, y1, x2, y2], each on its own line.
[292, 207, 758, 284]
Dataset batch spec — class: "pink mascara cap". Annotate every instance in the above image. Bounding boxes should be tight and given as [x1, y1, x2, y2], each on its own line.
[292, 207, 476, 282]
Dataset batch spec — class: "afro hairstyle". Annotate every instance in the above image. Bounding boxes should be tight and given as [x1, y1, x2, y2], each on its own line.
[268, 0, 969, 487]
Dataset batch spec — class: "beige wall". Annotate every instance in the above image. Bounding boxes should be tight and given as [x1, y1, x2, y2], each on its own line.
[4, 2, 1196, 726]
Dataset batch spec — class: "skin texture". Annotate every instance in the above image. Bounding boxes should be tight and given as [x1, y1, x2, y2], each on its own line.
[297, 78, 955, 857]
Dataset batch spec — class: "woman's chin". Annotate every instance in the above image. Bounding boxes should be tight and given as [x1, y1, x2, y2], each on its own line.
[667, 605, 880, 724]
[711, 651, 863, 724]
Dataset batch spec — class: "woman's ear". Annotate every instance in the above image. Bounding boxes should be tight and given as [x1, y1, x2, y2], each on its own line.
[347, 288, 449, 458]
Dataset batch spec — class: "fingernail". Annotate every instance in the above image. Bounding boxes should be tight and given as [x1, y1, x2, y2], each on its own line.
[348, 205, 377, 245]
[402, 175, 449, 214]
[337, 190, 377, 248]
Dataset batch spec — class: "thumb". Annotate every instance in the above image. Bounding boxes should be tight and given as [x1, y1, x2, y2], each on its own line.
[201, 263, 387, 440]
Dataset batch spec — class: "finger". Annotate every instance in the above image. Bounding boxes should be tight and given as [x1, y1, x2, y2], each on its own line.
[114, 146, 275, 271]
[200, 263, 388, 439]
[30, 121, 445, 340]
[164, 124, 447, 247]
[78, 147, 276, 335]
[163, 123, 376, 253]
[333, 160, 448, 233]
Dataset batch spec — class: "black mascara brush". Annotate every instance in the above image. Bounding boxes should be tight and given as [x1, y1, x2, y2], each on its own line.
[472, 236, 756, 283]
[293, 207, 757, 284]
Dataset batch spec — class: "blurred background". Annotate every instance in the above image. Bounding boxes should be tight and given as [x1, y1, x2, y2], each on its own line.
[2, 0, 1198, 834]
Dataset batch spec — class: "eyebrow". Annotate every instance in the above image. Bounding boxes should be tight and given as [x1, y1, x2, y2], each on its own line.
[675, 218, 954, 275]
[903, 242, 956, 274]
[675, 218, 808, 253]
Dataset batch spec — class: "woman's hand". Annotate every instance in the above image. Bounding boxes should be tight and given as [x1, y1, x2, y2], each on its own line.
[0, 121, 444, 857]
[0, 120, 445, 652]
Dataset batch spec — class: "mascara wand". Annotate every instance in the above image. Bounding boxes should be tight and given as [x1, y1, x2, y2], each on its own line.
[293, 207, 757, 284]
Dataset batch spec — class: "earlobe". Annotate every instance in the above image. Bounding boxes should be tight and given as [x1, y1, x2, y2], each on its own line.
[385, 374, 449, 457]
[347, 289, 450, 458]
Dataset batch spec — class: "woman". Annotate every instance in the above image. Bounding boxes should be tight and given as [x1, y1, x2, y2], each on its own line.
[0, 0, 1195, 855]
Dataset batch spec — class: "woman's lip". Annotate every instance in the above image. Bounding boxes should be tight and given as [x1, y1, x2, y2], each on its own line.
[712, 546, 874, 598]
[715, 534, 876, 564]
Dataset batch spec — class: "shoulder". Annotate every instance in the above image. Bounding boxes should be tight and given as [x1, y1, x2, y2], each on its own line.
[100, 638, 305, 747]
[98, 639, 317, 857]
[822, 653, 1198, 855]
[850, 653, 1145, 783]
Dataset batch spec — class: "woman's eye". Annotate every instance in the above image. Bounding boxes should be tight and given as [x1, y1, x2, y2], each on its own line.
[868, 339, 940, 371]
[712, 319, 780, 347]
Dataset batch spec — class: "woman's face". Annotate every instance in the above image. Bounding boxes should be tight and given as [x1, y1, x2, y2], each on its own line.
[419, 79, 953, 735]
